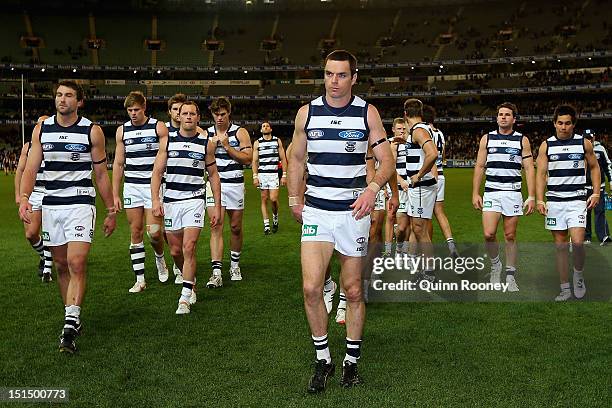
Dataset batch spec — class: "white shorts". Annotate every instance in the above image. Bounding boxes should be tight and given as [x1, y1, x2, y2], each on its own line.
[436, 176, 445, 202]
[164, 199, 205, 231]
[301, 206, 370, 257]
[258, 173, 279, 190]
[206, 182, 245, 210]
[482, 191, 523, 217]
[123, 183, 155, 209]
[408, 185, 437, 219]
[545, 201, 587, 231]
[396, 190, 410, 214]
[42, 204, 96, 247]
[29, 190, 44, 211]
[374, 190, 386, 211]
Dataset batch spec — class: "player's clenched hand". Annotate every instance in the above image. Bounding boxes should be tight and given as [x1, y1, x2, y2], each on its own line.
[472, 194, 483, 210]
[209, 206, 221, 228]
[388, 194, 399, 215]
[290, 204, 304, 224]
[103, 214, 116, 237]
[351, 189, 376, 220]
[152, 200, 164, 218]
[18, 198, 33, 224]
[399, 179, 409, 192]
[253, 177, 260, 187]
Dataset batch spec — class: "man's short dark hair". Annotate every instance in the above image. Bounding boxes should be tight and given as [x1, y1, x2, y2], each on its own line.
[325, 50, 357, 76]
[553, 104, 578, 124]
[497, 102, 518, 117]
[404, 98, 423, 118]
[422, 105, 436, 124]
[167, 93, 187, 111]
[53, 80, 84, 101]
[209, 97, 232, 114]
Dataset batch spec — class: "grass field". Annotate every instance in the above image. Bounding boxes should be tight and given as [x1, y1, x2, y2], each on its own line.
[0, 168, 610, 407]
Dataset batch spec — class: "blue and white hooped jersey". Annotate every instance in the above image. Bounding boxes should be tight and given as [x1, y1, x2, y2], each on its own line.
[208, 124, 244, 184]
[484, 131, 523, 192]
[546, 134, 586, 202]
[165, 121, 179, 135]
[257, 136, 280, 174]
[28, 141, 45, 193]
[122, 117, 159, 186]
[395, 138, 408, 186]
[406, 122, 437, 187]
[163, 132, 209, 203]
[304, 95, 369, 211]
[432, 127, 445, 176]
[39, 115, 95, 207]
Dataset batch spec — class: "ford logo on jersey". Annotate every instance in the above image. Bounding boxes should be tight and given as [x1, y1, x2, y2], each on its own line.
[188, 152, 204, 160]
[308, 130, 324, 139]
[65, 144, 86, 152]
[338, 130, 364, 140]
[550, 154, 559, 161]
[141, 137, 157, 143]
[229, 140, 239, 147]
[568, 153, 583, 160]
[168, 151, 179, 157]
[505, 148, 520, 155]
[42, 143, 54, 151]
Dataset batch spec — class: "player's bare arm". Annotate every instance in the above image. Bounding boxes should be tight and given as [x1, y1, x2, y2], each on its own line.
[18, 124, 43, 223]
[223, 127, 252, 165]
[150, 134, 168, 218]
[252, 140, 260, 187]
[278, 138, 288, 186]
[521, 135, 536, 215]
[584, 138, 601, 210]
[287, 105, 309, 223]
[535, 141, 549, 216]
[472, 134, 488, 210]
[111, 125, 125, 212]
[90, 125, 116, 237]
[14, 143, 29, 205]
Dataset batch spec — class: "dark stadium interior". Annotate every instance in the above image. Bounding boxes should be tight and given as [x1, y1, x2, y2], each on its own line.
[0, 0, 610, 166]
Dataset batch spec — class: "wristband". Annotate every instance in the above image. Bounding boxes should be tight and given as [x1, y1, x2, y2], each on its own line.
[21, 193, 30, 199]
[525, 196, 535, 202]
[253, 173, 259, 180]
[282, 172, 287, 177]
[537, 200, 546, 206]
[288, 196, 300, 207]
[367, 182, 381, 194]
[591, 194, 600, 197]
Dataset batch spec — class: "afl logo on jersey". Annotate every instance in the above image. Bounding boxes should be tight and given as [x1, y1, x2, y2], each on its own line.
[308, 130, 324, 139]
[42, 143, 54, 151]
[505, 148, 520, 155]
[488, 148, 497, 154]
[188, 152, 204, 160]
[550, 154, 559, 161]
[124, 139, 134, 145]
[65, 144, 86, 152]
[168, 151, 179, 158]
[568, 153, 583, 160]
[141, 137, 157, 143]
[338, 130, 364, 140]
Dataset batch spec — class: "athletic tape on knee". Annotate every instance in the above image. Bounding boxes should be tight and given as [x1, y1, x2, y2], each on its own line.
[147, 224, 161, 240]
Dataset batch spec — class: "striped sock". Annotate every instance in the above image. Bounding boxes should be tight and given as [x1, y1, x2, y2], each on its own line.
[211, 260, 222, 276]
[180, 280, 194, 303]
[338, 291, 347, 310]
[447, 237, 457, 252]
[31, 237, 44, 259]
[506, 266, 516, 276]
[130, 242, 145, 282]
[312, 334, 331, 363]
[263, 219, 270, 229]
[64, 305, 81, 332]
[344, 338, 362, 364]
[43, 248, 53, 274]
[272, 213, 278, 225]
[230, 251, 241, 268]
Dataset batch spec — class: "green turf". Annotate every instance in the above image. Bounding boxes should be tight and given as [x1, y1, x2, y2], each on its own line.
[0, 169, 610, 407]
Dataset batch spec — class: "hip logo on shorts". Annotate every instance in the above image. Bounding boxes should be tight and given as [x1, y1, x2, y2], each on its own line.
[124, 197, 132, 205]
[42, 231, 50, 242]
[546, 217, 557, 226]
[206, 196, 215, 204]
[165, 219, 172, 227]
[483, 201, 492, 208]
[302, 224, 318, 237]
